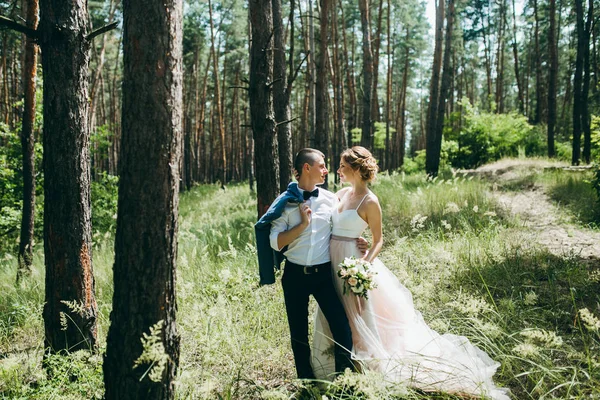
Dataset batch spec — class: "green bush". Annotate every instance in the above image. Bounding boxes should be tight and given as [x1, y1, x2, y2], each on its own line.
[445, 100, 545, 168]
[91, 173, 119, 235]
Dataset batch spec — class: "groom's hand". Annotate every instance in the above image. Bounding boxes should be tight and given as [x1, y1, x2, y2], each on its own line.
[299, 203, 312, 227]
[356, 237, 369, 255]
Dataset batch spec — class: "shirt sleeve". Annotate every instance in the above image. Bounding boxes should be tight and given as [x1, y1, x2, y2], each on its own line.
[269, 210, 288, 251]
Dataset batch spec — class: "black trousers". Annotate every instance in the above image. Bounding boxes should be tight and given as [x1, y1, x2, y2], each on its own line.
[282, 260, 354, 379]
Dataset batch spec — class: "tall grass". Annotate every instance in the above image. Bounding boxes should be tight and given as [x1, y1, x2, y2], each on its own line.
[1, 175, 599, 399]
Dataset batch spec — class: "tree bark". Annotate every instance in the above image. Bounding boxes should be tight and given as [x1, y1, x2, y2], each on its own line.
[315, 0, 331, 188]
[573, 0, 585, 165]
[511, 0, 524, 114]
[429, 0, 453, 177]
[547, 0, 558, 157]
[103, 0, 182, 397]
[425, 0, 445, 176]
[273, 0, 293, 192]
[582, 0, 593, 163]
[39, 0, 98, 354]
[358, 0, 374, 148]
[17, 0, 39, 281]
[249, 0, 279, 218]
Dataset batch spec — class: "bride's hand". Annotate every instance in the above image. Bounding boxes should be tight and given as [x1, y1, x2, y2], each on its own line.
[356, 237, 369, 255]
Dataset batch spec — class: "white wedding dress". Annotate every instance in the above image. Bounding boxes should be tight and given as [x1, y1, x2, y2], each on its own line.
[312, 193, 510, 399]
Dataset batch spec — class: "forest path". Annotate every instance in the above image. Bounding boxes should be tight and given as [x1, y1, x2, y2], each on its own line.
[470, 159, 600, 263]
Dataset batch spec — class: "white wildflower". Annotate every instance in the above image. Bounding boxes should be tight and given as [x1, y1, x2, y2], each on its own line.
[579, 308, 600, 331]
[443, 202, 460, 214]
[589, 270, 600, 282]
[448, 293, 492, 316]
[520, 329, 563, 347]
[472, 205, 479, 213]
[441, 220, 452, 230]
[463, 200, 468, 207]
[523, 291, 538, 306]
[220, 268, 232, 283]
[410, 214, 428, 232]
[484, 211, 497, 217]
[513, 343, 540, 357]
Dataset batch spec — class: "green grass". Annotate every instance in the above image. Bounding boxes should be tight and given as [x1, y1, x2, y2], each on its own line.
[1, 174, 600, 399]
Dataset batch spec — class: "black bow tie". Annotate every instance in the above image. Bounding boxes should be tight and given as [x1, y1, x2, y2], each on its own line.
[303, 188, 319, 200]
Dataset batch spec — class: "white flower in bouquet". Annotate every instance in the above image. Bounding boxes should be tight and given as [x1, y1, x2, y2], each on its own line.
[347, 277, 358, 286]
[348, 267, 359, 276]
[351, 284, 364, 293]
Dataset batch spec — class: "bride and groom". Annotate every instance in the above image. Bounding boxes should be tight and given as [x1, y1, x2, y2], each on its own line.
[256, 147, 510, 399]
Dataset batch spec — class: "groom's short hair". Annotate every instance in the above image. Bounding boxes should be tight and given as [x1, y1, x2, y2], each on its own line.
[294, 148, 325, 177]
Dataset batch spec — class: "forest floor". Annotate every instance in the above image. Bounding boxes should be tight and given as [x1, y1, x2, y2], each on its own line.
[470, 159, 600, 263]
[1, 158, 600, 400]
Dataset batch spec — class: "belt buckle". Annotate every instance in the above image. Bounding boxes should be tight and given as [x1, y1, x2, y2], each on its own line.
[303, 266, 318, 274]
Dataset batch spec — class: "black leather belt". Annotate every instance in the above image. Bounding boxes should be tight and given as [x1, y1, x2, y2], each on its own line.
[286, 261, 331, 275]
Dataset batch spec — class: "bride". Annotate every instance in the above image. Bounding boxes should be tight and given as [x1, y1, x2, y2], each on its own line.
[312, 146, 510, 399]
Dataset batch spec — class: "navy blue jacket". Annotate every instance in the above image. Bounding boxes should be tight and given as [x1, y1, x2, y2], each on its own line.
[255, 182, 304, 285]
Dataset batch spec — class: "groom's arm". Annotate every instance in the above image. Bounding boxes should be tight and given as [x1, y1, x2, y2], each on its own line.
[270, 204, 310, 251]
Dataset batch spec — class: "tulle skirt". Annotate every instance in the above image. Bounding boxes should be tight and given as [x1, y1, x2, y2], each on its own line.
[311, 238, 510, 400]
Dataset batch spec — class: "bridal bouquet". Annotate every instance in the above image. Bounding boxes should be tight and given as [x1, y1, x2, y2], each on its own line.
[337, 257, 377, 299]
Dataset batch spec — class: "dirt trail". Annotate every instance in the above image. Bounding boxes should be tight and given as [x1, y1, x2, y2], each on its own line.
[471, 159, 600, 262]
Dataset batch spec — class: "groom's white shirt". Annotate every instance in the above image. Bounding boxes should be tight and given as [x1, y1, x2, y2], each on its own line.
[269, 188, 337, 266]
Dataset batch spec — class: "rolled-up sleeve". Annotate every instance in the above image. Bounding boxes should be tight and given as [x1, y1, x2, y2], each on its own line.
[269, 211, 288, 251]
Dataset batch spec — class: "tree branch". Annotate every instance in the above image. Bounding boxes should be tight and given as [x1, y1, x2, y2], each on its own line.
[0, 15, 38, 38]
[288, 51, 309, 92]
[266, 77, 282, 89]
[87, 22, 118, 41]
[276, 117, 298, 127]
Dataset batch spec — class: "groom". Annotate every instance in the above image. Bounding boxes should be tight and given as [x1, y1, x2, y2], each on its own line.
[256, 148, 356, 379]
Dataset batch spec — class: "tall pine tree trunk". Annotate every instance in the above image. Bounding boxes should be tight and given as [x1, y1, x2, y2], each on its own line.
[573, 0, 585, 165]
[425, 0, 445, 176]
[273, 0, 293, 192]
[103, 0, 182, 398]
[430, 0, 453, 177]
[358, 0, 374, 148]
[582, 0, 593, 163]
[39, 0, 98, 354]
[315, 0, 331, 187]
[547, 0, 558, 157]
[17, 0, 39, 281]
[250, 0, 279, 218]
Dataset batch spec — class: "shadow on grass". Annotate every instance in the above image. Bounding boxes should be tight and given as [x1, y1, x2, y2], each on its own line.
[546, 174, 600, 228]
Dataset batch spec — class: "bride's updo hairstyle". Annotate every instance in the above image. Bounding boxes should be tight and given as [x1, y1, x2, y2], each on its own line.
[341, 146, 379, 182]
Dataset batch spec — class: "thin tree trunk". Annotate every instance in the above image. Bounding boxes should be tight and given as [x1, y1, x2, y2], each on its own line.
[384, 0, 391, 170]
[426, 0, 445, 176]
[339, 0, 357, 138]
[103, 0, 182, 397]
[208, 0, 227, 187]
[582, 0, 593, 163]
[547, 0, 558, 157]
[39, 0, 98, 354]
[17, 0, 39, 281]
[511, 0, 524, 114]
[534, 0, 543, 123]
[315, 0, 331, 187]
[371, 0, 384, 124]
[573, 0, 585, 165]
[273, 0, 293, 192]
[430, 0, 454, 177]
[358, 0, 374, 147]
